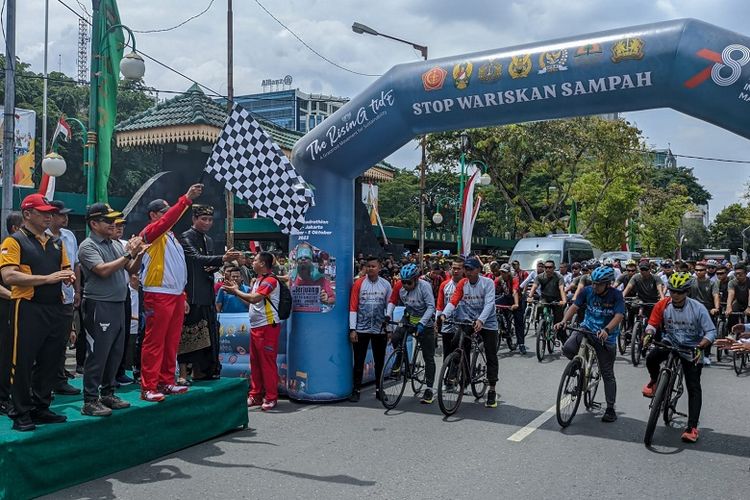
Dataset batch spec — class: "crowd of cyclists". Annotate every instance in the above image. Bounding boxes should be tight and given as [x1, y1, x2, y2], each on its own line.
[349, 252, 750, 445]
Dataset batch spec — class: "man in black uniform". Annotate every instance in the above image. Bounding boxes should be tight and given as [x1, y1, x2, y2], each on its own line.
[528, 260, 567, 339]
[179, 205, 240, 380]
[0, 212, 22, 415]
[0, 195, 75, 431]
[725, 262, 750, 332]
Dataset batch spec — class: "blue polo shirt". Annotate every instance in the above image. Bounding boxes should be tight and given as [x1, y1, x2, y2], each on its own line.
[216, 284, 250, 313]
[575, 286, 626, 344]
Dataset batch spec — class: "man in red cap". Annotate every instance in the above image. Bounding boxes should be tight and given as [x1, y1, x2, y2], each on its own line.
[138, 184, 202, 402]
[0, 194, 75, 431]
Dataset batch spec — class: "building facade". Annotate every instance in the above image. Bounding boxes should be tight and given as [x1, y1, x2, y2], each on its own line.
[232, 90, 348, 133]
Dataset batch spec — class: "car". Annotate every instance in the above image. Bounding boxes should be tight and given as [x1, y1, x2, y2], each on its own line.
[510, 234, 594, 271]
[599, 251, 642, 263]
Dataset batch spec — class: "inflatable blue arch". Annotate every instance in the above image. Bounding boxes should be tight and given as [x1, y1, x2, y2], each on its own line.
[285, 18, 750, 401]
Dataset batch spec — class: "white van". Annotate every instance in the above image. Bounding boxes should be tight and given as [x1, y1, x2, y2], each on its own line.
[510, 234, 595, 271]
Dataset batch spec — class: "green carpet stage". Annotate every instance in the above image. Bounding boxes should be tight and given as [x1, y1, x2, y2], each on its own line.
[0, 377, 249, 499]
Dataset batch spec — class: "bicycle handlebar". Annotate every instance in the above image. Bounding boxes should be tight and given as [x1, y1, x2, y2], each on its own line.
[649, 339, 699, 357]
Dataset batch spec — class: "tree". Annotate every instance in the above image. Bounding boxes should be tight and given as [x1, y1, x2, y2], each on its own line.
[639, 185, 693, 257]
[426, 117, 650, 236]
[651, 165, 712, 206]
[709, 203, 750, 252]
[681, 216, 710, 259]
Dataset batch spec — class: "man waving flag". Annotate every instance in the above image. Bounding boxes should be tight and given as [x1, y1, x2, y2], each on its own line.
[204, 103, 314, 234]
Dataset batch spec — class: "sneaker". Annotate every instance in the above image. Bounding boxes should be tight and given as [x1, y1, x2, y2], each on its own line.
[100, 394, 131, 410]
[348, 390, 360, 402]
[115, 374, 134, 386]
[30, 408, 67, 424]
[158, 384, 189, 395]
[247, 396, 263, 408]
[703, 355, 712, 366]
[11, 413, 36, 432]
[642, 381, 656, 398]
[602, 407, 617, 423]
[140, 390, 166, 402]
[375, 389, 382, 401]
[420, 388, 434, 404]
[81, 399, 113, 417]
[681, 427, 699, 443]
[54, 382, 81, 396]
[519, 345, 528, 355]
[261, 399, 277, 411]
[485, 390, 497, 408]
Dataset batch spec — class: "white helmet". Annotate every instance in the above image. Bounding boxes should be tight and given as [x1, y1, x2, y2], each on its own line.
[603, 257, 614, 266]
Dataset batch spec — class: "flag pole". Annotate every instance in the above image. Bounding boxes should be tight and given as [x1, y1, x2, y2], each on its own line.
[42, 0, 49, 159]
[1, 0, 16, 239]
[225, 0, 235, 250]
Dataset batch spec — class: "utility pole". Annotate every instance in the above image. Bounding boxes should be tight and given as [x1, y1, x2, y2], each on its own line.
[42, 0, 50, 159]
[1, 0, 16, 239]
[225, 0, 235, 249]
[417, 49, 428, 271]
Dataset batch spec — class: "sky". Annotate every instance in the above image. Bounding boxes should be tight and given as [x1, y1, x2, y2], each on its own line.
[13, 0, 750, 220]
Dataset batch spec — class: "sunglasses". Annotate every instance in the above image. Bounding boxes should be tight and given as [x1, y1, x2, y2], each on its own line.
[716, 271, 727, 275]
[695, 268, 706, 272]
[669, 289, 687, 295]
[544, 266, 555, 269]
[402, 279, 415, 286]
[627, 269, 636, 272]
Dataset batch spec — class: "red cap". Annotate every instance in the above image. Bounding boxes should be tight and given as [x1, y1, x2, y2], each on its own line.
[20, 194, 57, 212]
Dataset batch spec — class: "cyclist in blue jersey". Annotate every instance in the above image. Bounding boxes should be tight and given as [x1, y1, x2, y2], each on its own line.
[555, 266, 625, 423]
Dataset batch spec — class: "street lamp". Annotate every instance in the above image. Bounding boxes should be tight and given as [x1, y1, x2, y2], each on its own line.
[457, 131, 491, 255]
[678, 234, 688, 261]
[41, 152, 67, 177]
[432, 195, 460, 226]
[353, 21, 428, 267]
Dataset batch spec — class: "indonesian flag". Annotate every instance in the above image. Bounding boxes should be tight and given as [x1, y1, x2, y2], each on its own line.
[461, 168, 481, 256]
[52, 116, 72, 145]
[38, 116, 72, 200]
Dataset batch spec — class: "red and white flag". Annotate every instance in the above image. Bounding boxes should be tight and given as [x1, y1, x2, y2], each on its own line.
[460, 168, 481, 256]
[39, 116, 72, 200]
[51, 116, 72, 145]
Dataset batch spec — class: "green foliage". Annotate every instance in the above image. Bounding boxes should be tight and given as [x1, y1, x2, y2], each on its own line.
[681, 216, 710, 259]
[709, 203, 750, 252]
[639, 185, 693, 257]
[651, 166, 712, 206]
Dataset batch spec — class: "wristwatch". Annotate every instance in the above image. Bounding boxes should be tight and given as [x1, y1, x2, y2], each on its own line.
[123, 253, 134, 260]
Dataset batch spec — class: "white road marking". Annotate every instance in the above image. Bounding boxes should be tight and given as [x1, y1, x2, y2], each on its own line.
[507, 398, 568, 442]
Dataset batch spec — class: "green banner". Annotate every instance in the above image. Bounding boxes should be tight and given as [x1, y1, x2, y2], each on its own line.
[96, 0, 124, 203]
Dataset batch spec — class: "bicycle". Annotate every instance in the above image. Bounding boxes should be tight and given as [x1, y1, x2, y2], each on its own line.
[536, 301, 563, 362]
[618, 298, 638, 355]
[714, 308, 727, 363]
[436, 320, 488, 416]
[726, 311, 748, 375]
[379, 320, 426, 410]
[630, 301, 657, 367]
[523, 298, 539, 337]
[643, 340, 698, 447]
[496, 304, 517, 352]
[555, 326, 602, 427]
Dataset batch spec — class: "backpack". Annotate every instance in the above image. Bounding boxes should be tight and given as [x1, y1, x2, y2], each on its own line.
[260, 275, 292, 320]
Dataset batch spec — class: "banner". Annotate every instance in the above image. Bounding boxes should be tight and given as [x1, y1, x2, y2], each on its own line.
[460, 168, 480, 256]
[0, 107, 36, 187]
[96, 0, 124, 203]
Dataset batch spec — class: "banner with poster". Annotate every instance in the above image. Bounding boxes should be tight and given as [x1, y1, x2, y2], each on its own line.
[289, 241, 336, 313]
[0, 107, 36, 187]
[362, 182, 379, 225]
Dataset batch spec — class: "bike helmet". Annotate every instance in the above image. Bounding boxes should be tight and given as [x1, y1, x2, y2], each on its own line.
[667, 271, 693, 292]
[625, 259, 637, 267]
[603, 257, 614, 266]
[591, 266, 615, 284]
[588, 259, 601, 269]
[706, 259, 718, 268]
[399, 263, 419, 281]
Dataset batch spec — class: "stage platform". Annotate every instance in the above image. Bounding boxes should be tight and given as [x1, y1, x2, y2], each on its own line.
[0, 377, 249, 499]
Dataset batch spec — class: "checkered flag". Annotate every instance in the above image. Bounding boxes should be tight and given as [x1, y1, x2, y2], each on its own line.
[205, 103, 314, 234]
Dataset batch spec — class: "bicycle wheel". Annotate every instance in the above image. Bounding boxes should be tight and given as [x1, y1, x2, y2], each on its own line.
[438, 351, 466, 416]
[410, 342, 426, 395]
[631, 322, 642, 367]
[536, 320, 547, 362]
[556, 358, 583, 428]
[583, 353, 601, 410]
[663, 368, 683, 425]
[733, 350, 743, 376]
[644, 370, 669, 446]
[617, 328, 627, 355]
[546, 329, 556, 355]
[380, 349, 407, 410]
[523, 307, 533, 337]
[470, 346, 488, 399]
[506, 322, 517, 351]
[716, 319, 726, 363]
